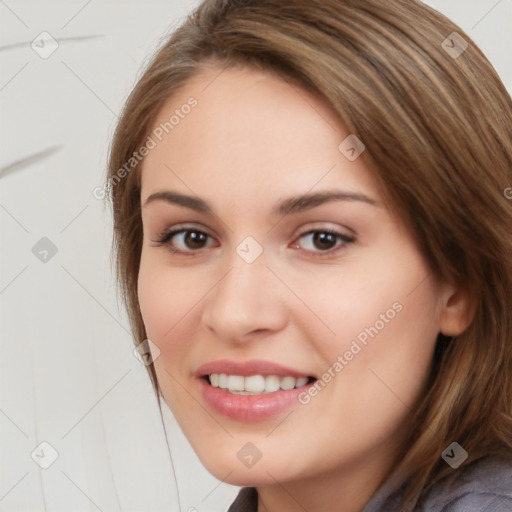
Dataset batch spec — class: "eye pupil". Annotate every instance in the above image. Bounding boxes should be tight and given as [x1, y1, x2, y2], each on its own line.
[313, 232, 337, 250]
[185, 231, 207, 249]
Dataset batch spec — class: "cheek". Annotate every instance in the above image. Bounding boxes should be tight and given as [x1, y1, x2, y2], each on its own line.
[298, 247, 441, 413]
[137, 259, 200, 413]
[368, 282, 441, 393]
[285, 251, 439, 367]
[137, 257, 195, 361]
[321, 275, 441, 433]
[137, 259, 170, 340]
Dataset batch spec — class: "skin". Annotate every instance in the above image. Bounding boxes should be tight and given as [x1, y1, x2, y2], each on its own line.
[137, 63, 471, 512]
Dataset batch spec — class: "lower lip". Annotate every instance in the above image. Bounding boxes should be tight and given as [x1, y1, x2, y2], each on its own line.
[199, 378, 312, 421]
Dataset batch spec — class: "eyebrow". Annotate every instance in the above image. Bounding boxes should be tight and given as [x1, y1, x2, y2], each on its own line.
[142, 189, 379, 216]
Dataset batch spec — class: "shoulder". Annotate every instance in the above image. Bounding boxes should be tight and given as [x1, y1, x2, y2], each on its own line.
[420, 453, 512, 512]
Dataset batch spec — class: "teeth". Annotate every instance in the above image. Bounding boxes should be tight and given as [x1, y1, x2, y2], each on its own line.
[227, 375, 245, 391]
[208, 374, 310, 394]
[210, 374, 219, 387]
[280, 376, 296, 390]
[265, 375, 281, 392]
[295, 377, 308, 387]
[245, 375, 265, 393]
[218, 373, 228, 388]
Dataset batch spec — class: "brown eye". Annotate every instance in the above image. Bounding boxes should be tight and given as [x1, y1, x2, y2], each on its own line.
[295, 229, 355, 255]
[311, 232, 338, 250]
[153, 228, 217, 254]
[182, 231, 208, 249]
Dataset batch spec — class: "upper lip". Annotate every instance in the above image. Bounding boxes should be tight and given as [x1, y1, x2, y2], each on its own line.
[195, 359, 314, 379]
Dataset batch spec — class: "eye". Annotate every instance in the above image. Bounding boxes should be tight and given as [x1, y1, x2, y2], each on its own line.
[151, 226, 355, 257]
[151, 227, 217, 254]
[292, 229, 355, 256]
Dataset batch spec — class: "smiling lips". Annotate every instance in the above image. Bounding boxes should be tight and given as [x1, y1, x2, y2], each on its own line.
[209, 373, 310, 394]
[196, 359, 316, 421]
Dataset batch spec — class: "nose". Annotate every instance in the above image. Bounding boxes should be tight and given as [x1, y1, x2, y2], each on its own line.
[201, 248, 288, 343]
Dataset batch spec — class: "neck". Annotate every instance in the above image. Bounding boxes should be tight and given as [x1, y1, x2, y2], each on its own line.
[255, 435, 408, 512]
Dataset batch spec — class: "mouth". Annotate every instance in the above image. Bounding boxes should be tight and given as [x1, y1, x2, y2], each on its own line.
[195, 360, 318, 421]
[204, 373, 316, 395]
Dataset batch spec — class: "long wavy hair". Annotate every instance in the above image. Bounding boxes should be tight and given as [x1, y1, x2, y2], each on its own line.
[105, 0, 512, 505]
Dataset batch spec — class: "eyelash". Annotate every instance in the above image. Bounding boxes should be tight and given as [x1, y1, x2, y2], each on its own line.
[151, 226, 355, 258]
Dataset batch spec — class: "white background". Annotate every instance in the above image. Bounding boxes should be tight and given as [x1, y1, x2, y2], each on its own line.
[1, 1, 511, 511]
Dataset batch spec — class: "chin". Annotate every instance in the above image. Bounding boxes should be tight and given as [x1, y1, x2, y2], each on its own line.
[193, 441, 309, 487]
[203, 462, 287, 487]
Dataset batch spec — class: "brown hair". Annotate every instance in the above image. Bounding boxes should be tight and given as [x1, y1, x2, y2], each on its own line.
[105, 0, 512, 505]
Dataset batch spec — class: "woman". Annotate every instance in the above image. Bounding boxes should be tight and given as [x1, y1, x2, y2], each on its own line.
[105, 0, 512, 510]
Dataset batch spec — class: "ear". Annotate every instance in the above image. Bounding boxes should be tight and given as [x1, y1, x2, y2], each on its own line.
[438, 282, 476, 336]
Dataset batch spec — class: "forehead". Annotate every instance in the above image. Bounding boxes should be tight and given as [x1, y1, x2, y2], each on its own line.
[140, 64, 380, 207]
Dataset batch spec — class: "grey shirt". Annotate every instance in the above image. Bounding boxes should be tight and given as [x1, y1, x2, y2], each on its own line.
[227, 454, 512, 511]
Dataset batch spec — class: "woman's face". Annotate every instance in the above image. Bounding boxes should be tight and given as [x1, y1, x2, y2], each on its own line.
[137, 64, 452, 487]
